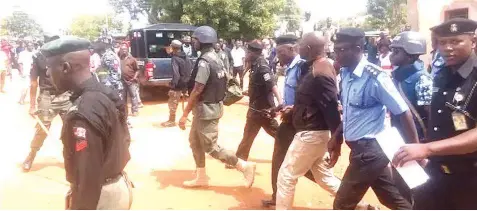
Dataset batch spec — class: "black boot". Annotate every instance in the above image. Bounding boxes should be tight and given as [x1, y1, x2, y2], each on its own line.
[22, 151, 37, 172]
[160, 114, 176, 127]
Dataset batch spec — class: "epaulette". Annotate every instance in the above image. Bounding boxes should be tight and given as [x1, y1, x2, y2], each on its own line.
[364, 64, 384, 78]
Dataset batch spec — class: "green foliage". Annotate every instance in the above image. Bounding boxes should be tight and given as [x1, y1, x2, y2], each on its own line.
[280, 0, 301, 32]
[109, 0, 285, 39]
[1, 11, 43, 38]
[69, 15, 123, 41]
[366, 0, 407, 35]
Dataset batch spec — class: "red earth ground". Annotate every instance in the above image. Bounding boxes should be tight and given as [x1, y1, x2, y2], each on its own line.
[0, 76, 383, 210]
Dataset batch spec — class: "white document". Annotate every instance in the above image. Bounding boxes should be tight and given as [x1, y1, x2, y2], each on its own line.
[375, 127, 429, 189]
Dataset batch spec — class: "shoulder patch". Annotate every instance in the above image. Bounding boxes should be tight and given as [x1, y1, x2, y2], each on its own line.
[263, 73, 271, 81]
[198, 60, 208, 68]
[364, 64, 384, 78]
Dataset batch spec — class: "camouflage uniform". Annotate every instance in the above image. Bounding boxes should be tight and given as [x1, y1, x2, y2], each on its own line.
[97, 49, 125, 101]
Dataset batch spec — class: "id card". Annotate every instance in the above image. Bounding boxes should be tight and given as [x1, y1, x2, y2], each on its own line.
[452, 111, 468, 131]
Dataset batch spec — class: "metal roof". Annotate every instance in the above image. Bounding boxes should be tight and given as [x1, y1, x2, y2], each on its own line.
[137, 23, 198, 31]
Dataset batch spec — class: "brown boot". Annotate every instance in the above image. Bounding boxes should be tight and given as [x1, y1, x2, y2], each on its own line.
[22, 151, 37, 172]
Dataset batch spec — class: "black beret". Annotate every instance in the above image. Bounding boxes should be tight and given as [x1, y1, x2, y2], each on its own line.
[335, 28, 365, 44]
[248, 40, 264, 51]
[431, 18, 477, 37]
[41, 36, 91, 58]
[276, 34, 298, 45]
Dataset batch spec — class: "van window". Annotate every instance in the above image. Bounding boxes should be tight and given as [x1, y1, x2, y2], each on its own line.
[145, 30, 192, 58]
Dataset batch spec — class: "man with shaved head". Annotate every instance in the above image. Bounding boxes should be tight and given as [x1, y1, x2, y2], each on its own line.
[275, 32, 374, 210]
[41, 36, 133, 209]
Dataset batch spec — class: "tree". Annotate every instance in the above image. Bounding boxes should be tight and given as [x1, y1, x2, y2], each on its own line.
[365, 0, 407, 36]
[1, 11, 43, 38]
[69, 15, 123, 41]
[109, 0, 286, 39]
[279, 0, 301, 33]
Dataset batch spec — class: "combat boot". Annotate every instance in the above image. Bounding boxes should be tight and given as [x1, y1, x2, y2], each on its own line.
[183, 168, 209, 188]
[160, 114, 176, 127]
[236, 159, 256, 188]
[22, 151, 37, 172]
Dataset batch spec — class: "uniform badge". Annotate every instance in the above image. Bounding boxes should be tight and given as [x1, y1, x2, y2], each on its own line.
[75, 140, 88, 152]
[73, 127, 86, 139]
[263, 73, 271, 81]
[452, 111, 468, 131]
[454, 92, 464, 102]
[450, 23, 458, 33]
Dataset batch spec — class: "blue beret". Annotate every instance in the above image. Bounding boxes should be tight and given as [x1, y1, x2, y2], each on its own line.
[276, 35, 298, 45]
[335, 28, 365, 44]
[431, 18, 477, 37]
[40, 36, 91, 58]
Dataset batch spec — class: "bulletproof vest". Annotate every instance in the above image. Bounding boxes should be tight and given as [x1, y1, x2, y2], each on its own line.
[391, 65, 429, 141]
[427, 66, 477, 161]
[188, 50, 226, 103]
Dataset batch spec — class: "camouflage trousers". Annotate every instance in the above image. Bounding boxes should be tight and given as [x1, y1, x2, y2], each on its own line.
[30, 91, 72, 151]
[167, 90, 184, 116]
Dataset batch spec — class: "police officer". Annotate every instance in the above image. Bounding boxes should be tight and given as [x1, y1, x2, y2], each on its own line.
[234, 40, 281, 163]
[393, 18, 477, 210]
[41, 36, 132, 209]
[161, 40, 192, 127]
[22, 34, 72, 172]
[329, 28, 418, 210]
[178, 26, 256, 188]
[389, 31, 433, 205]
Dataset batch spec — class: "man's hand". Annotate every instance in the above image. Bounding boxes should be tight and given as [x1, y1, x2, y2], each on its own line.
[29, 107, 36, 117]
[280, 106, 293, 123]
[327, 134, 342, 168]
[392, 144, 431, 167]
[178, 116, 188, 130]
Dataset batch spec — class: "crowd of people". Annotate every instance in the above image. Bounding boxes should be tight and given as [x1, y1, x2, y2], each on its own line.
[2, 14, 477, 210]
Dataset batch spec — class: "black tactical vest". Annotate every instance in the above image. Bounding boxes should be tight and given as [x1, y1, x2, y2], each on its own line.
[188, 50, 226, 103]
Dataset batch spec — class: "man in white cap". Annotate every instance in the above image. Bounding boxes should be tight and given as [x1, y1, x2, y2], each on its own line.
[161, 40, 193, 127]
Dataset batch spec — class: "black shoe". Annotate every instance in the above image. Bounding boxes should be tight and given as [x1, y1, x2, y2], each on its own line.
[261, 199, 276, 207]
[22, 151, 36, 172]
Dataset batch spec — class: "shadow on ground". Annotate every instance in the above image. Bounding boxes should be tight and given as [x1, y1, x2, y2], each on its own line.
[150, 169, 271, 210]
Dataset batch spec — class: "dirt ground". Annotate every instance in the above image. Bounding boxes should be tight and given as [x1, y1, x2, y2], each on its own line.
[0, 76, 383, 210]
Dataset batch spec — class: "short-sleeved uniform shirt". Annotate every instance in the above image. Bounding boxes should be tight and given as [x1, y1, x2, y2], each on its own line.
[340, 57, 409, 141]
[248, 56, 276, 111]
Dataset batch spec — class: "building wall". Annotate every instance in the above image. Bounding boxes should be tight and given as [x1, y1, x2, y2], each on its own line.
[407, 0, 477, 66]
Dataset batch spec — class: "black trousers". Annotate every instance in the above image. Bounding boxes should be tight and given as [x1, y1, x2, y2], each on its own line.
[333, 139, 411, 210]
[270, 121, 315, 200]
[236, 115, 278, 160]
[413, 162, 477, 209]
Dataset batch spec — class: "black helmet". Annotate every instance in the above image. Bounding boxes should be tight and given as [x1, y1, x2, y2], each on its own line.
[390, 31, 427, 55]
[192, 26, 218, 44]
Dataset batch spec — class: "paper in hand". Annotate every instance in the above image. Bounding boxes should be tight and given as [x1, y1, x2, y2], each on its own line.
[375, 127, 429, 189]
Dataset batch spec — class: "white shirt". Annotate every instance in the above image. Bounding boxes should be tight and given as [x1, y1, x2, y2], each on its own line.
[379, 52, 392, 74]
[183, 44, 192, 57]
[231, 47, 245, 67]
[18, 50, 35, 76]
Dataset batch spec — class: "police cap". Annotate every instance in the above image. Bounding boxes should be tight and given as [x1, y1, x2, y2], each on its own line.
[431, 18, 477, 37]
[248, 40, 264, 51]
[276, 34, 298, 45]
[41, 36, 91, 58]
[334, 28, 366, 45]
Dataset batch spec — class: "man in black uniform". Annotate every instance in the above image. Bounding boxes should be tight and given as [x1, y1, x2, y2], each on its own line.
[393, 18, 477, 210]
[41, 36, 133, 209]
[234, 40, 281, 163]
[22, 34, 72, 172]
